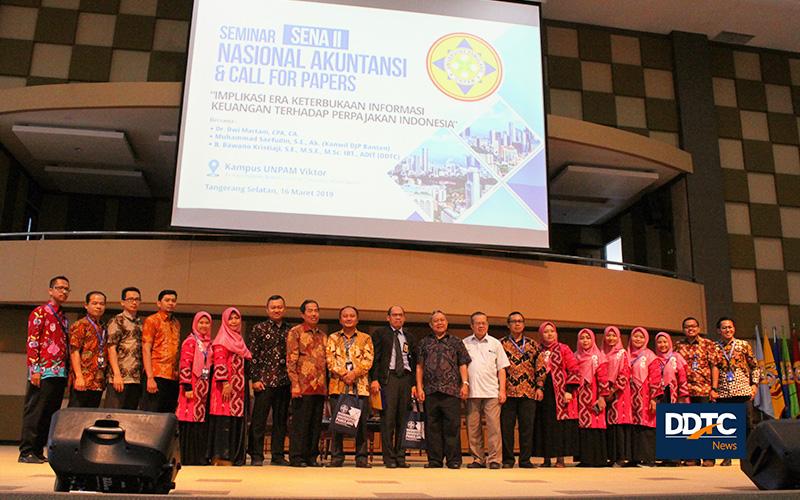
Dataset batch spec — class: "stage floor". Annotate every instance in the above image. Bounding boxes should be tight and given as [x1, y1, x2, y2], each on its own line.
[0, 446, 792, 499]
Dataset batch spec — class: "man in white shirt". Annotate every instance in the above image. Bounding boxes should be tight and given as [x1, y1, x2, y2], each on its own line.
[463, 311, 509, 469]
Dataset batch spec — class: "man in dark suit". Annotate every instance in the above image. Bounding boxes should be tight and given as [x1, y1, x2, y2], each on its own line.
[370, 305, 417, 468]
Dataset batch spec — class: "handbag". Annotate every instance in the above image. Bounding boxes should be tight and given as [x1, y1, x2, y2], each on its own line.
[401, 398, 426, 449]
[330, 386, 364, 436]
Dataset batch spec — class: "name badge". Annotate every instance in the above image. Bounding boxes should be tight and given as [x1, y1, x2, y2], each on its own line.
[726, 371, 735, 382]
[692, 361, 699, 371]
[97, 356, 106, 369]
[201, 367, 210, 380]
[402, 343, 409, 354]
[346, 361, 354, 371]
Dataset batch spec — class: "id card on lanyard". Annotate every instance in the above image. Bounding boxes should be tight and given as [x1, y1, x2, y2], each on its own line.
[193, 334, 210, 380]
[508, 336, 527, 361]
[87, 317, 106, 370]
[722, 341, 736, 382]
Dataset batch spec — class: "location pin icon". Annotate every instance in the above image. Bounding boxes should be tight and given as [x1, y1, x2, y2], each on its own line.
[208, 159, 219, 176]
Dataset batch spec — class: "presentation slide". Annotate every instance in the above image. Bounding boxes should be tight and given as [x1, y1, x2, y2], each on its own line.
[172, 0, 549, 248]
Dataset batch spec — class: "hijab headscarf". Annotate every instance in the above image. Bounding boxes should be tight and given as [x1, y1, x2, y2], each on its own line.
[190, 311, 213, 378]
[602, 326, 625, 381]
[654, 331, 687, 387]
[539, 321, 558, 348]
[627, 326, 656, 384]
[212, 307, 252, 360]
[538, 321, 559, 373]
[575, 328, 605, 385]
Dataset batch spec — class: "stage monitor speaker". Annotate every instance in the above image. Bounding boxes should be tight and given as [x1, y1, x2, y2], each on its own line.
[741, 419, 800, 490]
[47, 408, 180, 494]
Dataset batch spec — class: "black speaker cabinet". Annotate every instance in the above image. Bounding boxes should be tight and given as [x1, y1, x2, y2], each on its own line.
[47, 408, 180, 494]
[741, 419, 800, 490]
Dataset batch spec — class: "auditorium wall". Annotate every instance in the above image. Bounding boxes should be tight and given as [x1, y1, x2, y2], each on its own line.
[0, 5, 797, 346]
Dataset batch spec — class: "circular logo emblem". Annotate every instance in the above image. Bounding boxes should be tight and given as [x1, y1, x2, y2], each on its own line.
[427, 33, 502, 101]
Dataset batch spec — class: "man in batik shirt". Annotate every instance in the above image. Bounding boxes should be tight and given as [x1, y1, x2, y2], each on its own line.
[19, 276, 71, 464]
[500, 311, 546, 468]
[247, 294, 292, 466]
[68, 291, 109, 408]
[711, 317, 759, 466]
[104, 287, 143, 409]
[674, 316, 716, 467]
[286, 299, 327, 467]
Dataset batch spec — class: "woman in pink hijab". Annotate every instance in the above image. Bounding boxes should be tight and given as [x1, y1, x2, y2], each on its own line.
[627, 327, 661, 466]
[653, 331, 690, 466]
[176, 311, 214, 465]
[209, 307, 252, 466]
[653, 332, 690, 404]
[533, 321, 580, 468]
[573, 328, 610, 467]
[602, 326, 633, 467]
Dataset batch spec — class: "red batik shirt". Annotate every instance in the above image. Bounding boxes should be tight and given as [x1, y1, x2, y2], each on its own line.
[27, 303, 69, 379]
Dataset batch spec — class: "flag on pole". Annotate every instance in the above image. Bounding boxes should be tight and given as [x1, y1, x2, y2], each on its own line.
[781, 328, 800, 418]
[792, 324, 800, 399]
[773, 327, 791, 418]
[754, 325, 774, 417]
[763, 327, 785, 419]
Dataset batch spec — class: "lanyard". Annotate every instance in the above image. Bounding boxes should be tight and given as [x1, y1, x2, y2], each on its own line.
[193, 334, 209, 366]
[721, 340, 736, 371]
[659, 354, 674, 376]
[507, 335, 527, 356]
[344, 334, 356, 362]
[87, 317, 105, 351]
[46, 303, 69, 333]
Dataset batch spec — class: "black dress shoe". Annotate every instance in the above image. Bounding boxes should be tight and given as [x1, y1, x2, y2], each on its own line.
[519, 462, 536, 469]
[328, 460, 344, 468]
[355, 461, 372, 468]
[307, 461, 324, 467]
[396, 462, 411, 468]
[502, 463, 514, 469]
[385, 462, 397, 469]
[467, 462, 485, 469]
[270, 457, 289, 466]
[424, 463, 443, 468]
[447, 463, 461, 469]
[35, 454, 48, 463]
[289, 461, 307, 468]
[18, 454, 44, 464]
[489, 462, 501, 470]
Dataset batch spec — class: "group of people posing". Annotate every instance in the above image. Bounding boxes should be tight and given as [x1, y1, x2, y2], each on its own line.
[20, 275, 759, 470]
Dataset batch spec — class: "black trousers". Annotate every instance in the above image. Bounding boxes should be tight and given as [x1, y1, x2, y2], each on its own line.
[103, 383, 142, 410]
[68, 389, 103, 408]
[425, 392, 461, 467]
[329, 395, 369, 463]
[289, 395, 324, 464]
[139, 377, 179, 413]
[381, 371, 413, 465]
[19, 377, 67, 457]
[501, 397, 536, 465]
[248, 384, 291, 461]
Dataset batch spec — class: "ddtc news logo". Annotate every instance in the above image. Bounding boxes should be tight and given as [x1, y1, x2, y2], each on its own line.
[656, 403, 747, 459]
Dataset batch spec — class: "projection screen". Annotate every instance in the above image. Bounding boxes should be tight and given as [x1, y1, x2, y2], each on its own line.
[171, 0, 549, 249]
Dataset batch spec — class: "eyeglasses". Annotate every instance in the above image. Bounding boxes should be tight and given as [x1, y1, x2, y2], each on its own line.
[508, 319, 525, 324]
[53, 286, 71, 292]
[124, 297, 141, 302]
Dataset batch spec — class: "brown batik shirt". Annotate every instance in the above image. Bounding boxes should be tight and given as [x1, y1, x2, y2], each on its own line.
[500, 335, 547, 399]
[286, 324, 327, 396]
[674, 335, 716, 397]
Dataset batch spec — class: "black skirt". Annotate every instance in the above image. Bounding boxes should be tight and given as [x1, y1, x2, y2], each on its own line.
[576, 428, 607, 467]
[533, 375, 577, 458]
[631, 425, 656, 464]
[606, 424, 632, 463]
[208, 415, 247, 465]
[179, 421, 210, 465]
